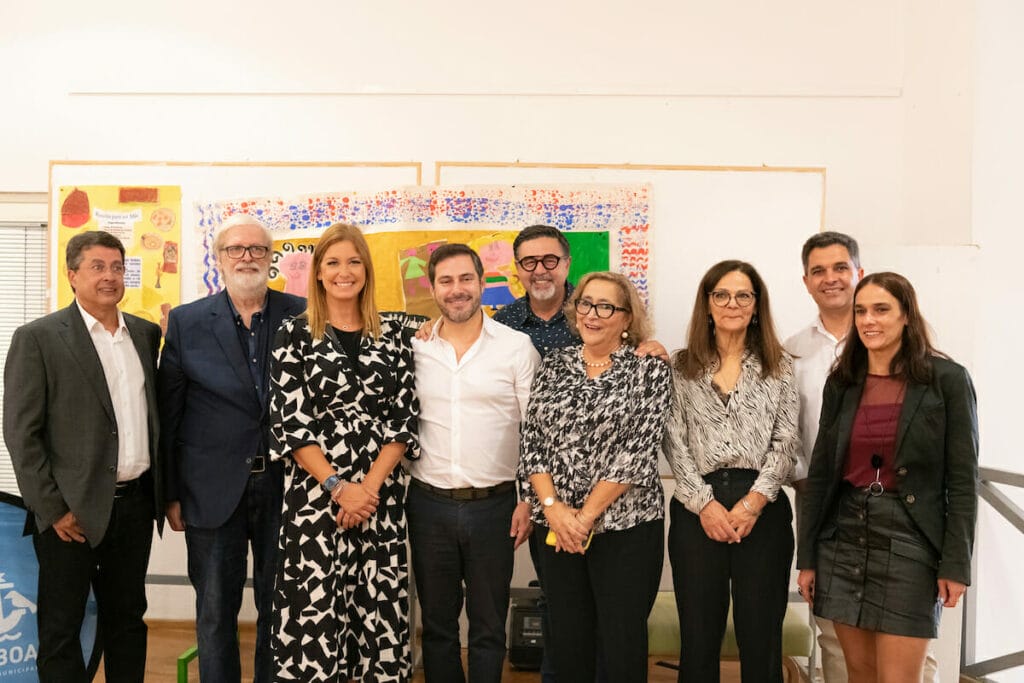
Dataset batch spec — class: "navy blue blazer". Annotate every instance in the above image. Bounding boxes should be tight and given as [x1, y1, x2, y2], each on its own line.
[158, 289, 305, 529]
[797, 356, 979, 585]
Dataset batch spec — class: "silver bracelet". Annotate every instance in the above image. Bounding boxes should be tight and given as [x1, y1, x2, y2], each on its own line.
[741, 498, 760, 516]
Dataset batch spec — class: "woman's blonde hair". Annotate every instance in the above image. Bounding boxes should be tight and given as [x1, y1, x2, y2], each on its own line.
[304, 223, 381, 341]
[565, 271, 652, 345]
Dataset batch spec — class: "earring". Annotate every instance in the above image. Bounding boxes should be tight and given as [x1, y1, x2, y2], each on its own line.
[752, 313, 759, 326]
[621, 330, 629, 340]
[708, 314, 714, 328]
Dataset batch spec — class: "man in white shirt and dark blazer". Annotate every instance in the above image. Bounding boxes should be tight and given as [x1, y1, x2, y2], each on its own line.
[3, 230, 163, 683]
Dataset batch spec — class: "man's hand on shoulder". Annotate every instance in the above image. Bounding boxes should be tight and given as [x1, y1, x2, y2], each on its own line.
[415, 319, 436, 341]
[634, 339, 670, 363]
[53, 511, 86, 543]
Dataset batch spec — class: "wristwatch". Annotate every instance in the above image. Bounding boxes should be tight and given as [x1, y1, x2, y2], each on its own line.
[322, 474, 343, 494]
[542, 496, 556, 508]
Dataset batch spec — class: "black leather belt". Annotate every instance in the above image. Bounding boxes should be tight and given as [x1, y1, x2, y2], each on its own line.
[251, 455, 267, 474]
[411, 478, 514, 501]
[114, 476, 146, 499]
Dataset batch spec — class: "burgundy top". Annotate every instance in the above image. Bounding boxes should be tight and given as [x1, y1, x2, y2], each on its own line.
[843, 374, 907, 490]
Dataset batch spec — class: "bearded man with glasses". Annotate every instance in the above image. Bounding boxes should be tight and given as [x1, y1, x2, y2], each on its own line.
[157, 214, 305, 683]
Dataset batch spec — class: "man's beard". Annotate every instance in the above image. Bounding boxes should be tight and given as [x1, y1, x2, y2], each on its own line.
[527, 277, 558, 302]
[223, 267, 269, 297]
[437, 294, 480, 323]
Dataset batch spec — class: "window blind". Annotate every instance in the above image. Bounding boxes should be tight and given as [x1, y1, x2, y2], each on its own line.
[0, 222, 49, 495]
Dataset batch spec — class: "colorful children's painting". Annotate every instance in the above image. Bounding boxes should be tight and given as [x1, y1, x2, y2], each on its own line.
[57, 185, 182, 334]
[194, 185, 650, 317]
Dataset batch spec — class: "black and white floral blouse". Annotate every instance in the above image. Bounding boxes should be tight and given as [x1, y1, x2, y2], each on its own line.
[664, 351, 800, 515]
[518, 345, 672, 533]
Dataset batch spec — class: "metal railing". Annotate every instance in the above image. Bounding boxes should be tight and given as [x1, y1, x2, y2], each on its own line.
[961, 467, 1024, 680]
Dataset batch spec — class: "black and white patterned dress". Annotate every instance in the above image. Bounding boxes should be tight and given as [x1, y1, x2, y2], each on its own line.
[269, 313, 419, 683]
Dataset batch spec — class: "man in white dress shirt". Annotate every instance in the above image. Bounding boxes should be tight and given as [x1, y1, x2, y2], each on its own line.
[786, 231, 938, 682]
[4, 231, 162, 682]
[408, 243, 540, 683]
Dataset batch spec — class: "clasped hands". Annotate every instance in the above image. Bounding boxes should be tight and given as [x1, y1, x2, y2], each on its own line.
[543, 501, 594, 554]
[698, 493, 765, 544]
[332, 481, 380, 529]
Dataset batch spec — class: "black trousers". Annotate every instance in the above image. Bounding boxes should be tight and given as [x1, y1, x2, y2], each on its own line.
[408, 485, 516, 683]
[668, 469, 793, 683]
[537, 518, 664, 683]
[32, 487, 154, 683]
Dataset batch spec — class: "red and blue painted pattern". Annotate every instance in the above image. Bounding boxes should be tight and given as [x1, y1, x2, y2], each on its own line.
[195, 185, 651, 299]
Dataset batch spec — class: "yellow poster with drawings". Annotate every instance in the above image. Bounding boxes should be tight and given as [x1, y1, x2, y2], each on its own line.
[57, 185, 181, 334]
[268, 230, 522, 319]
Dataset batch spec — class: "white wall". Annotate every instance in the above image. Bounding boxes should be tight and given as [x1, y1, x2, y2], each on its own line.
[971, 1, 1024, 681]
[5, 0, 1017, 679]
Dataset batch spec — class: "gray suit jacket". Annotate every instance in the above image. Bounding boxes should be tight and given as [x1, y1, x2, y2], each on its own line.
[3, 301, 163, 546]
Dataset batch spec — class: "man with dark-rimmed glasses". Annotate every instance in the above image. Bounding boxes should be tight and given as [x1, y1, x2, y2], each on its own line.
[158, 214, 305, 683]
[494, 224, 667, 682]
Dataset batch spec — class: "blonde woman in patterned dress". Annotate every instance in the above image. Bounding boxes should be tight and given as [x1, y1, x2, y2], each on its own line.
[664, 260, 800, 683]
[269, 223, 419, 682]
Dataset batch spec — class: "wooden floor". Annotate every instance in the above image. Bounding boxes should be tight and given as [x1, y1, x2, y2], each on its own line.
[94, 621, 760, 682]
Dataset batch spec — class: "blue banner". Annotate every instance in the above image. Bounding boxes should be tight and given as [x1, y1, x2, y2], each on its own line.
[0, 493, 98, 680]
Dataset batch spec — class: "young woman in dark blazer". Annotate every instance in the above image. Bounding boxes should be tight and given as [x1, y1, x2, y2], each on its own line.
[797, 272, 979, 682]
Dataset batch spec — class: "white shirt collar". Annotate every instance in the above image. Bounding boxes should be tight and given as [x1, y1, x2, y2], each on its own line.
[810, 316, 843, 345]
[429, 309, 498, 342]
[77, 301, 128, 335]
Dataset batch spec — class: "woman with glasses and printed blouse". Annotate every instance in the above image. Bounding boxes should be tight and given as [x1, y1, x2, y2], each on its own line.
[664, 260, 800, 682]
[796, 273, 978, 682]
[518, 271, 671, 683]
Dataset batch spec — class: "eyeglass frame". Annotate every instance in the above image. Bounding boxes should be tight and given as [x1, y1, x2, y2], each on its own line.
[80, 262, 126, 275]
[220, 244, 271, 259]
[574, 299, 629, 319]
[516, 253, 565, 272]
[709, 289, 757, 308]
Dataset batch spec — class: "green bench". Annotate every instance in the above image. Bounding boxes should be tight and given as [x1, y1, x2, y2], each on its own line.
[647, 591, 813, 681]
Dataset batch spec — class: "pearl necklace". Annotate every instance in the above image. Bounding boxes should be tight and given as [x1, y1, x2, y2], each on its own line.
[580, 347, 613, 368]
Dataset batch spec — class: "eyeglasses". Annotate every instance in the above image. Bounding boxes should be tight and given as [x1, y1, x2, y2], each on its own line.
[710, 290, 756, 308]
[83, 263, 125, 275]
[575, 299, 628, 319]
[221, 245, 270, 259]
[517, 254, 564, 272]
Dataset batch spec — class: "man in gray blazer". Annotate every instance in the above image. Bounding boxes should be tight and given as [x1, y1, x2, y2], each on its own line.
[3, 230, 163, 683]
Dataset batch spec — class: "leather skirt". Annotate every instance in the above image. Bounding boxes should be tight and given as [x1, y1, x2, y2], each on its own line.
[813, 484, 942, 638]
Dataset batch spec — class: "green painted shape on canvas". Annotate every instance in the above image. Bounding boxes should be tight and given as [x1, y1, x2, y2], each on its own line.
[564, 232, 609, 285]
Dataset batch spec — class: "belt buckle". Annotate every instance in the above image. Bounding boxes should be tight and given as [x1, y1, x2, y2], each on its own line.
[114, 479, 134, 499]
[251, 456, 266, 474]
[867, 481, 885, 497]
[450, 488, 475, 501]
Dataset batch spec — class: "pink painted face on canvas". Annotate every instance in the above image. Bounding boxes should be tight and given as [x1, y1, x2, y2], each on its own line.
[479, 240, 513, 268]
[280, 252, 311, 282]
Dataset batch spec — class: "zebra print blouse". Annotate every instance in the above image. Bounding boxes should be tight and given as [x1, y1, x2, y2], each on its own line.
[664, 351, 800, 515]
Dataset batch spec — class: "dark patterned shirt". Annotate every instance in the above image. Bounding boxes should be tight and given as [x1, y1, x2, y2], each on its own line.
[664, 352, 800, 514]
[518, 345, 672, 532]
[493, 283, 578, 358]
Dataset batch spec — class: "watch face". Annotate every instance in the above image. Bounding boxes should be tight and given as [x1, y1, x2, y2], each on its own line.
[542, 496, 555, 507]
